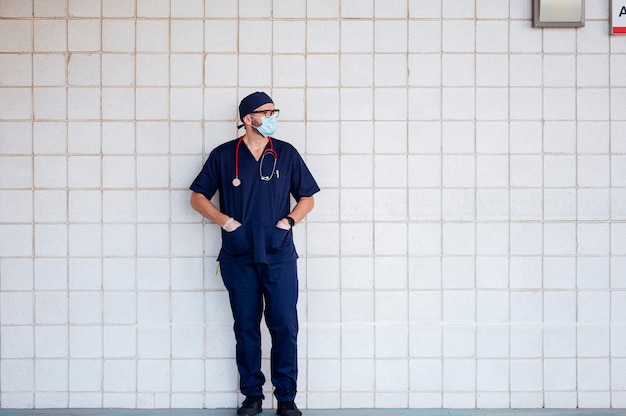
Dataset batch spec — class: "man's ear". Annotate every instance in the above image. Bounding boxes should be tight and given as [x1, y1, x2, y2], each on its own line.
[244, 114, 259, 127]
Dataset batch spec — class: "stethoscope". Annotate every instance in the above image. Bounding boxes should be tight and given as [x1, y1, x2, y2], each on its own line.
[232, 136, 278, 187]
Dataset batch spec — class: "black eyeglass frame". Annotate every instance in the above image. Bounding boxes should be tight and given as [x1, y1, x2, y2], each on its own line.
[248, 109, 280, 118]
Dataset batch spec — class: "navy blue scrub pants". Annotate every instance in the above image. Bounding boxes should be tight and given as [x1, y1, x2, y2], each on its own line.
[220, 261, 299, 402]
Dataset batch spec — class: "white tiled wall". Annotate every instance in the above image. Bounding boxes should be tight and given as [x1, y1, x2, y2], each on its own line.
[1, 0, 625, 410]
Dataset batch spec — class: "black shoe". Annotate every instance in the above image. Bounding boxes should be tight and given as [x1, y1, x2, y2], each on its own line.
[237, 396, 263, 416]
[277, 401, 302, 416]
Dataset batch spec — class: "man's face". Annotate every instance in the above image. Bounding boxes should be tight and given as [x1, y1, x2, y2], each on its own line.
[246, 103, 277, 128]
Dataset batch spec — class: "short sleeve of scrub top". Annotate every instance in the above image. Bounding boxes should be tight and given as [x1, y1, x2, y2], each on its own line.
[190, 137, 320, 264]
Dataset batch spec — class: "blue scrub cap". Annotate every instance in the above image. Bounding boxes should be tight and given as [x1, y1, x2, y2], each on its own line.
[239, 91, 273, 124]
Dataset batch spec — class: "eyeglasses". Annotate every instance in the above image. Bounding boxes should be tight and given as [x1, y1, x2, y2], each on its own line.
[249, 109, 280, 118]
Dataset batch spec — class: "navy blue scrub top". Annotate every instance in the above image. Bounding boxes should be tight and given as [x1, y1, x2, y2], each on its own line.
[190, 136, 320, 265]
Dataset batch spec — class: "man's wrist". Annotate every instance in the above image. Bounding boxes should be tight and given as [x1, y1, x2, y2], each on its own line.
[283, 216, 295, 228]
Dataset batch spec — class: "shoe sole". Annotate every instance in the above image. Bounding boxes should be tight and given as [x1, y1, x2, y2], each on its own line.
[237, 409, 262, 416]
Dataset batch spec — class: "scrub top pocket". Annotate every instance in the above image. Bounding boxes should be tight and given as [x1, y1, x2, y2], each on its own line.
[267, 226, 291, 254]
[221, 226, 252, 258]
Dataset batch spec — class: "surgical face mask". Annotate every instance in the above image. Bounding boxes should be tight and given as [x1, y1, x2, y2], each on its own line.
[256, 115, 278, 137]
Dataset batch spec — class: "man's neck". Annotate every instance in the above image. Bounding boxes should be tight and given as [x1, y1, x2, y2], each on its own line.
[243, 129, 268, 149]
[243, 129, 268, 160]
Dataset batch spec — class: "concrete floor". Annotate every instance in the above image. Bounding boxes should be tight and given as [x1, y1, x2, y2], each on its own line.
[0, 409, 625, 416]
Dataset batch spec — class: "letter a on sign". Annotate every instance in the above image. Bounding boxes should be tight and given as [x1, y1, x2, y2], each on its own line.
[612, 0, 626, 34]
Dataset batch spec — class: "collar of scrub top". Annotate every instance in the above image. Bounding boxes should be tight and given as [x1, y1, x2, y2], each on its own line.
[232, 135, 278, 187]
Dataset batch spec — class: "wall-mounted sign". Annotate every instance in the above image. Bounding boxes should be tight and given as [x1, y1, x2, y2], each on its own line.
[612, 0, 626, 34]
[533, 0, 585, 28]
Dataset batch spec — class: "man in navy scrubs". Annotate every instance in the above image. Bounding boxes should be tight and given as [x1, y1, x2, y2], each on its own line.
[190, 92, 319, 416]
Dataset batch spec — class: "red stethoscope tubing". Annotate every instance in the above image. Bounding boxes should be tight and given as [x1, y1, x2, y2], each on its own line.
[233, 136, 277, 186]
